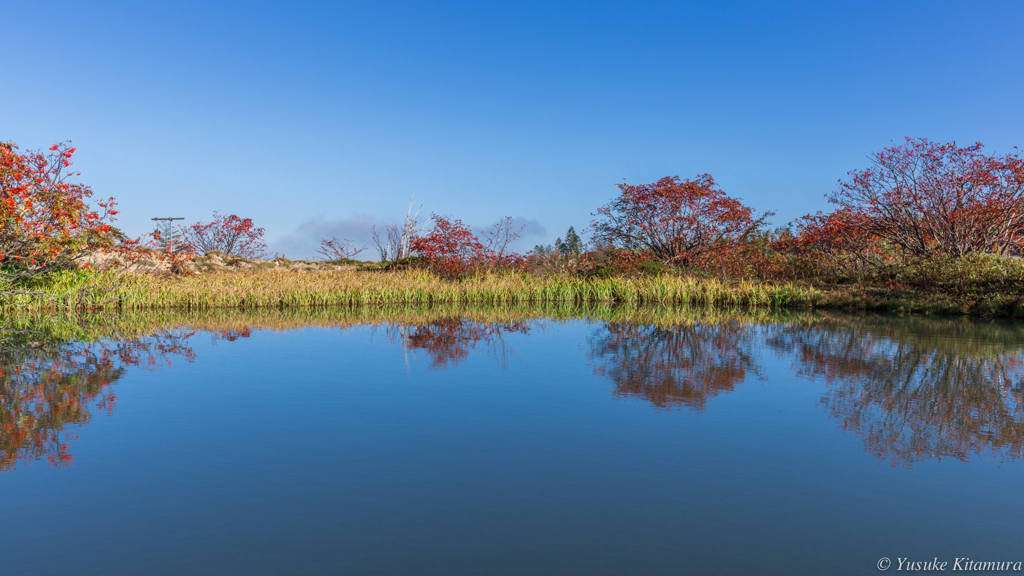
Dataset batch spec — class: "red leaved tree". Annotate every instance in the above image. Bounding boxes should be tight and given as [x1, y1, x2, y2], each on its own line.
[789, 209, 891, 274]
[827, 138, 1024, 258]
[0, 141, 123, 287]
[113, 232, 197, 276]
[592, 175, 772, 265]
[411, 214, 488, 277]
[180, 211, 269, 258]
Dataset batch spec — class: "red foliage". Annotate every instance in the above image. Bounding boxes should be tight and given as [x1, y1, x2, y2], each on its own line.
[113, 232, 197, 275]
[0, 141, 122, 283]
[595, 248, 654, 275]
[589, 321, 758, 411]
[592, 175, 772, 265]
[391, 318, 531, 370]
[382, 317, 528, 366]
[827, 137, 1024, 257]
[180, 211, 269, 258]
[789, 209, 890, 273]
[0, 332, 196, 470]
[412, 214, 489, 277]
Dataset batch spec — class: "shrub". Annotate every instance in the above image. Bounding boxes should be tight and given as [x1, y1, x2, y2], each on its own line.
[411, 214, 488, 277]
[114, 233, 196, 276]
[317, 237, 367, 261]
[825, 137, 1024, 258]
[0, 141, 123, 287]
[180, 211, 268, 259]
[481, 216, 526, 260]
[592, 174, 772, 265]
[786, 209, 895, 278]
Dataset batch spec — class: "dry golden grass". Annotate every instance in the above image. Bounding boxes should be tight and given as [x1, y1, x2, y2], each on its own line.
[61, 268, 815, 311]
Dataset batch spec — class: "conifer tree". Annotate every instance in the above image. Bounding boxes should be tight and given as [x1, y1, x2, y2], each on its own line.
[555, 226, 583, 256]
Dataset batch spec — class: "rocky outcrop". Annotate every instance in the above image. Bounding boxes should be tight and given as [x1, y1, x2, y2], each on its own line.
[78, 250, 361, 275]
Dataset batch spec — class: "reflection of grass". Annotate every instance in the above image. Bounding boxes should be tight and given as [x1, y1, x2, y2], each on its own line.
[0, 303, 804, 339]
[0, 311, 151, 345]
[6, 303, 1024, 356]
[6, 269, 817, 312]
[780, 311, 1024, 360]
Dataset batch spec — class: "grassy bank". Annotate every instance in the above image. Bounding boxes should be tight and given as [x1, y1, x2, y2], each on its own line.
[8, 268, 816, 312]
[810, 255, 1024, 318]
[7, 253, 1024, 318]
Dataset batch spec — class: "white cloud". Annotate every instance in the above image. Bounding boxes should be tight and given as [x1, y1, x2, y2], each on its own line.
[270, 214, 379, 260]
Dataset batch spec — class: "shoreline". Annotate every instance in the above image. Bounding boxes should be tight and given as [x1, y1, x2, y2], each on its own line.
[6, 264, 1024, 318]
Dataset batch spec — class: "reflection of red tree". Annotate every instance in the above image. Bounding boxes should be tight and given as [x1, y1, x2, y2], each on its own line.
[0, 332, 196, 470]
[767, 319, 1024, 466]
[588, 315, 1024, 466]
[395, 318, 530, 370]
[588, 322, 761, 411]
[214, 328, 253, 342]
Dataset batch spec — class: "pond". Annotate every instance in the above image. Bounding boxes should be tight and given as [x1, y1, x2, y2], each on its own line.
[3, 306, 1024, 575]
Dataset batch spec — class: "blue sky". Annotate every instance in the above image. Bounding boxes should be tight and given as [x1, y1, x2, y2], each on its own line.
[4, 1, 1023, 258]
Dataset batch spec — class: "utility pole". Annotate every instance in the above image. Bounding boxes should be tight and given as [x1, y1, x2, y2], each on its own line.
[152, 217, 184, 250]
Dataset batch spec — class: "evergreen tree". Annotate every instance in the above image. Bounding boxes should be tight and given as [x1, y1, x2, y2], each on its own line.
[556, 226, 583, 255]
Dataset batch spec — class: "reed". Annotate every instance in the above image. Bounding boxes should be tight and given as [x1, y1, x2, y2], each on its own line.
[6, 269, 817, 313]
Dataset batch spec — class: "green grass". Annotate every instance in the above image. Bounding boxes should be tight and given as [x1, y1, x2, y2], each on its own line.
[810, 254, 1024, 317]
[8, 253, 1024, 318]
[0, 268, 818, 312]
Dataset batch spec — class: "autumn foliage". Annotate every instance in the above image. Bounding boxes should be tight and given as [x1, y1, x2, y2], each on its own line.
[390, 318, 530, 370]
[589, 321, 759, 411]
[8, 134, 1024, 295]
[180, 211, 269, 258]
[824, 138, 1024, 258]
[0, 330, 196, 470]
[592, 174, 772, 266]
[0, 142, 122, 285]
[411, 214, 486, 276]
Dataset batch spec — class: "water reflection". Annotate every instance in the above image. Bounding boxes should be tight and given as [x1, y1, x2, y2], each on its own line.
[586, 313, 1024, 466]
[387, 318, 532, 370]
[0, 325, 196, 470]
[4, 308, 1024, 469]
[767, 317, 1024, 465]
[588, 320, 762, 410]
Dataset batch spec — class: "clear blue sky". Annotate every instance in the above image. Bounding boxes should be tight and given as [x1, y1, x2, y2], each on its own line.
[4, 1, 1023, 258]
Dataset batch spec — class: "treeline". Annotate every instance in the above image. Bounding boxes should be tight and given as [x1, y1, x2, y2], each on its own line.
[366, 137, 1024, 282]
[3, 137, 1024, 288]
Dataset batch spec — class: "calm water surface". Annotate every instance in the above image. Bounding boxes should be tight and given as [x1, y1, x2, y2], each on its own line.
[3, 310, 1024, 575]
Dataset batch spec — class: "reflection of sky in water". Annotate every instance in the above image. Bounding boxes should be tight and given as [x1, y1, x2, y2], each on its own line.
[3, 312, 1024, 575]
